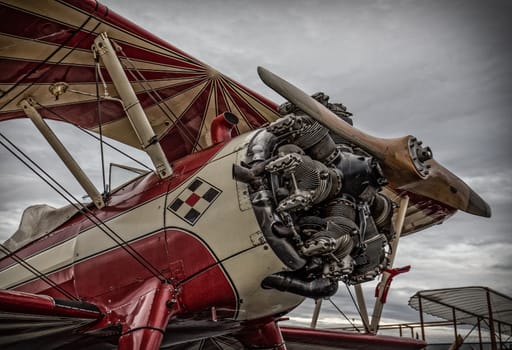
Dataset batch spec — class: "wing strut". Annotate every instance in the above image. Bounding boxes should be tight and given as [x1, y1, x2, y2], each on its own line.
[92, 33, 172, 179]
[20, 98, 105, 209]
[370, 195, 410, 332]
[310, 298, 322, 328]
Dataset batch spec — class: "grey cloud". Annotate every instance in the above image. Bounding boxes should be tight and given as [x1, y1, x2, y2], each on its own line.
[490, 263, 512, 271]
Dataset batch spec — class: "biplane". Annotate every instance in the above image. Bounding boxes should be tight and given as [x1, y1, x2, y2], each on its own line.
[0, 1, 491, 349]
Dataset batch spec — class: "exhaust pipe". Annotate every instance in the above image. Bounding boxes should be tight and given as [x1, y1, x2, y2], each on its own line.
[211, 112, 239, 144]
[262, 272, 338, 298]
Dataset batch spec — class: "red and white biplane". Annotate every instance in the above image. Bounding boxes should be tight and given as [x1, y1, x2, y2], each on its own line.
[0, 1, 490, 349]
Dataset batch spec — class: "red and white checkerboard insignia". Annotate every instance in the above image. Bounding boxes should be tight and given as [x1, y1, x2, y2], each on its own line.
[167, 178, 221, 225]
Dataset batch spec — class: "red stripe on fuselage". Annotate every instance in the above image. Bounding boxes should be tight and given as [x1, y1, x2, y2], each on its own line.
[13, 229, 237, 321]
[0, 143, 224, 271]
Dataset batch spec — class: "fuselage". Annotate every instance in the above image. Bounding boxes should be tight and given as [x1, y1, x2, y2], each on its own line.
[0, 131, 304, 329]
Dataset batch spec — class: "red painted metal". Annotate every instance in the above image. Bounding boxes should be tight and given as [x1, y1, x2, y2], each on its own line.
[166, 229, 237, 318]
[281, 326, 427, 350]
[118, 281, 177, 350]
[11, 229, 237, 318]
[237, 318, 287, 350]
[211, 112, 239, 144]
[0, 143, 223, 272]
[185, 193, 201, 206]
[0, 289, 100, 319]
[375, 265, 411, 303]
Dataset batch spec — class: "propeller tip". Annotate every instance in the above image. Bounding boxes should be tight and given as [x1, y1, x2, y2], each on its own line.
[467, 190, 492, 218]
[257, 66, 270, 80]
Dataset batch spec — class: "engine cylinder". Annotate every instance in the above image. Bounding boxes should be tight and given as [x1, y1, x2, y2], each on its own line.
[243, 110, 394, 297]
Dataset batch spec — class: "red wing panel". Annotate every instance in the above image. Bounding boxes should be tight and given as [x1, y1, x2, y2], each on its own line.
[0, 0, 280, 161]
[0, 289, 103, 349]
[281, 326, 426, 350]
[0, 289, 101, 320]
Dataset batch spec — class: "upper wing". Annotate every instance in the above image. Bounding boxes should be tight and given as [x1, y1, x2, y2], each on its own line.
[0, 0, 460, 232]
[0, 0, 280, 161]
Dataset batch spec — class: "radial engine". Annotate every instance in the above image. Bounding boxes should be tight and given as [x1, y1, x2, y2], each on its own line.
[234, 95, 396, 298]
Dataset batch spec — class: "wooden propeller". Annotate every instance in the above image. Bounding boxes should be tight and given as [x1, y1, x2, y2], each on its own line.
[257, 66, 491, 218]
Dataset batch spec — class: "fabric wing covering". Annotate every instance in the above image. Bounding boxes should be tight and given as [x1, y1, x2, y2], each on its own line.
[0, 0, 456, 236]
[0, 0, 280, 162]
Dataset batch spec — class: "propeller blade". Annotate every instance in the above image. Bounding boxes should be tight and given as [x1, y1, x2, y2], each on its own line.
[257, 66, 491, 218]
[401, 159, 491, 217]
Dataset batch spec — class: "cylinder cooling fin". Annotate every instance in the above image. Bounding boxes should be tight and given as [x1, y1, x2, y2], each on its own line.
[234, 96, 396, 299]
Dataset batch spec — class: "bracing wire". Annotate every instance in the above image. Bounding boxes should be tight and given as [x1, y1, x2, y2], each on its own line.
[95, 59, 107, 195]
[0, 8, 174, 295]
[327, 297, 361, 333]
[0, 244, 78, 301]
[116, 47, 202, 152]
[35, 102, 152, 172]
[0, 134, 166, 282]
[345, 283, 369, 332]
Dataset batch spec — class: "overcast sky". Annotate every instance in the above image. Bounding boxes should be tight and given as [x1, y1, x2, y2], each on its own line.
[1, 0, 511, 344]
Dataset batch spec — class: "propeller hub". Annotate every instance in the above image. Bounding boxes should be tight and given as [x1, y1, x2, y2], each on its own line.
[408, 137, 433, 178]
